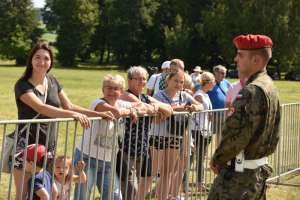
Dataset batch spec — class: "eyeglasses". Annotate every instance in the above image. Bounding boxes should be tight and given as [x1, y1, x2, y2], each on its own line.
[131, 77, 147, 82]
[103, 85, 121, 91]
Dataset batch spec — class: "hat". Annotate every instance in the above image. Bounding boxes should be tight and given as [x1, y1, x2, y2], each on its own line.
[161, 61, 171, 69]
[193, 66, 202, 72]
[24, 144, 46, 162]
[233, 34, 273, 50]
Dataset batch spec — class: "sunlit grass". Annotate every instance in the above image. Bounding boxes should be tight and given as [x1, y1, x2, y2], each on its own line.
[0, 65, 299, 199]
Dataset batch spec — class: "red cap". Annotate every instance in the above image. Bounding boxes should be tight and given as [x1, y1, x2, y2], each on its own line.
[25, 144, 46, 162]
[233, 34, 273, 50]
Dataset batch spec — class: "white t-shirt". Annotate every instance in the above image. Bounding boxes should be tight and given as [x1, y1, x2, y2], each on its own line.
[191, 73, 201, 85]
[192, 90, 212, 136]
[76, 98, 132, 162]
[151, 90, 194, 137]
[146, 73, 162, 95]
[55, 179, 71, 200]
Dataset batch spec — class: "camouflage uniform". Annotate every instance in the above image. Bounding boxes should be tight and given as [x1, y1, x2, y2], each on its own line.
[208, 70, 281, 200]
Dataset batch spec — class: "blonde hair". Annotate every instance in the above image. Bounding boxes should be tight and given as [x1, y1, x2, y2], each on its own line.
[199, 71, 215, 86]
[184, 72, 194, 90]
[127, 66, 149, 80]
[102, 74, 125, 90]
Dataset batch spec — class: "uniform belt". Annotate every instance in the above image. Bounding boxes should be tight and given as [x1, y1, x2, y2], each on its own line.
[243, 157, 268, 169]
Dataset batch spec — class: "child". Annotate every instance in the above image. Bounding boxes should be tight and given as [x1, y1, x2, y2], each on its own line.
[24, 144, 58, 200]
[54, 156, 86, 200]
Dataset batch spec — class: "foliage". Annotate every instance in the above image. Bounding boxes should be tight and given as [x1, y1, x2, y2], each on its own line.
[1, 0, 300, 71]
[0, 0, 41, 65]
[43, 0, 99, 66]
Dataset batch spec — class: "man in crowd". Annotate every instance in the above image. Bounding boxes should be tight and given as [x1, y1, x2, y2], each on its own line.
[147, 61, 170, 96]
[207, 65, 231, 109]
[208, 34, 281, 200]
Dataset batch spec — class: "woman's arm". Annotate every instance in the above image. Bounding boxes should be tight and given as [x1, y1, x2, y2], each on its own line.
[148, 96, 173, 117]
[20, 92, 89, 128]
[59, 90, 114, 120]
[119, 92, 141, 102]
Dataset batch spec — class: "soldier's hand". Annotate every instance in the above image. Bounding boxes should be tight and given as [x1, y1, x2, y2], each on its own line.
[210, 160, 221, 174]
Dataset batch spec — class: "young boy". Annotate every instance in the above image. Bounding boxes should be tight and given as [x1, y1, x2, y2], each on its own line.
[24, 144, 58, 200]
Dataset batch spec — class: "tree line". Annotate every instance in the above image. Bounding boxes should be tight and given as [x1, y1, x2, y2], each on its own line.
[1, 0, 300, 72]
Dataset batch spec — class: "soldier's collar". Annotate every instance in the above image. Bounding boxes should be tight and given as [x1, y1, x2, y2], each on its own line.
[246, 70, 267, 85]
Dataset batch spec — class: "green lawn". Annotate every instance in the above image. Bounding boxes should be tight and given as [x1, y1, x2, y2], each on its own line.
[1, 65, 299, 119]
[0, 65, 299, 199]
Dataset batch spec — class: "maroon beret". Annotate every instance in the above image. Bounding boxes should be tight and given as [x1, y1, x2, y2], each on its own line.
[233, 34, 273, 50]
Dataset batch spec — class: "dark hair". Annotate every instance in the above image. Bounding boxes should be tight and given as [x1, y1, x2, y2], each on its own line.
[19, 41, 54, 81]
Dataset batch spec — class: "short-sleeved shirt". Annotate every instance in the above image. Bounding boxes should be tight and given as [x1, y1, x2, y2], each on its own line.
[192, 90, 212, 133]
[14, 74, 62, 148]
[207, 79, 231, 109]
[55, 179, 71, 200]
[76, 98, 132, 162]
[27, 170, 52, 200]
[146, 73, 162, 95]
[151, 90, 194, 137]
[122, 92, 152, 157]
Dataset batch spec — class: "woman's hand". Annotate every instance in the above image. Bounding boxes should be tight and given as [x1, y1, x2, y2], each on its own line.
[129, 108, 138, 123]
[72, 113, 90, 128]
[97, 111, 114, 120]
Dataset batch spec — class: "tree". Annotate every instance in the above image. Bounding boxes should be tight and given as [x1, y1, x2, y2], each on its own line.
[202, 0, 300, 70]
[43, 0, 99, 66]
[0, 0, 40, 65]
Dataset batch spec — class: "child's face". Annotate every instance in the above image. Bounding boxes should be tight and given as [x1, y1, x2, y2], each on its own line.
[54, 160, 70, 180]
[102, 81, 122, 101]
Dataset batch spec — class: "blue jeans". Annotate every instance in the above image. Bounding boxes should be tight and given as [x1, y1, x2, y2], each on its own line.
[74, 149, 122, 200]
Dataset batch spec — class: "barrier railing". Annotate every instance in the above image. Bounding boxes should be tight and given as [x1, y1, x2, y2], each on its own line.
[0, 103, 299, 200]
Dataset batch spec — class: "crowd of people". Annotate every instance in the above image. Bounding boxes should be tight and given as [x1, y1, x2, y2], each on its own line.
[11, 34, 280, 200]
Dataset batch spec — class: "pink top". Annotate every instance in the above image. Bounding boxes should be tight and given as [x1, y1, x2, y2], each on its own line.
[226, 81, 242, 116]
[226, 81, 242, 105]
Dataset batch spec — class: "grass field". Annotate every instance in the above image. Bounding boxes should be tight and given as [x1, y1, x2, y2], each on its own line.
[1, 65, 299, 119]
[0, 65, 299, 199]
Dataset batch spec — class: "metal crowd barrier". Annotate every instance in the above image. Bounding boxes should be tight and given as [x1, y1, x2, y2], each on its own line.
[0, 103, 299, 200]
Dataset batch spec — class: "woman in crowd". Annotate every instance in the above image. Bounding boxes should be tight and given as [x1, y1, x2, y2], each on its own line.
[13, 41, 113, 200]
[74, 74, 139, 200]
[191, 72, 215, 192]
[151, 70, 202, 200]
[119, 66, 172, 200]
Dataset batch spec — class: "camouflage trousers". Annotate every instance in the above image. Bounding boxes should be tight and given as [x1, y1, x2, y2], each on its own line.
[208, 165, 272, 200]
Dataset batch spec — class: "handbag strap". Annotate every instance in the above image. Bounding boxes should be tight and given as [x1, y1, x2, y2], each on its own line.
[19, 77, 48, 133]
[161, 90, 183, 106]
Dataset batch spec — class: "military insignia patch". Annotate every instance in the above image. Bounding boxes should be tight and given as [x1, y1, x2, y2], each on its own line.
[236, 94, 243, 100]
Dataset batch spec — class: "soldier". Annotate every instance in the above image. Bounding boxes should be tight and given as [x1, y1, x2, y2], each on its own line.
[208, 34, 281, 200]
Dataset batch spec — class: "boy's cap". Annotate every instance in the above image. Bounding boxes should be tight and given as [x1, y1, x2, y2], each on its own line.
[25, 144, 46, 162]
[161, 61, 171, 69]
[233, 34, 273, 50]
